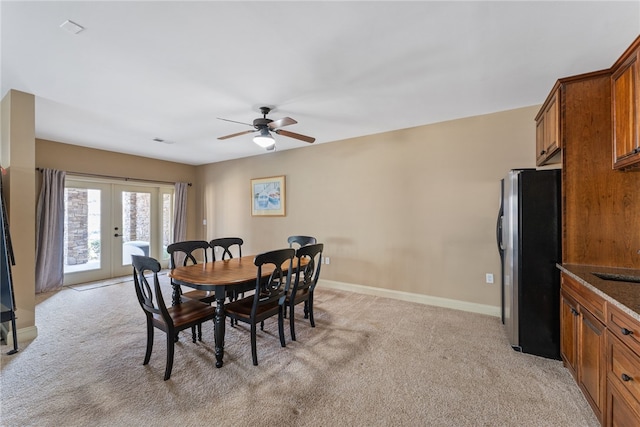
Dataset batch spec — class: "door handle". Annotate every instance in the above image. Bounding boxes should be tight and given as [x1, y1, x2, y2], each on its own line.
[496, 214, 503, 253]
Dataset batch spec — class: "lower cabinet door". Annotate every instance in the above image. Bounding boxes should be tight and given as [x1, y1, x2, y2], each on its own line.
[579, 308, 606, 422]
[607, 379, 640, 427]
[561, 290, 579, 378]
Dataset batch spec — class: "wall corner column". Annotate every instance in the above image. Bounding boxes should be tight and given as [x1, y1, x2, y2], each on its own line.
[1, 89, 38, 345]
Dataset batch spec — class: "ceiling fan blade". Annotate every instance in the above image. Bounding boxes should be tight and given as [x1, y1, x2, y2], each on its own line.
[217, 129, 255, 140]
[274, 129, 315, 143]
[217, 117, 254, 127]
[268, 117, 297, 130]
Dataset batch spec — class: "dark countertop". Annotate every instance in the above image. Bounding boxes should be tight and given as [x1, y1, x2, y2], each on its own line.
[557, 264, 640, 322]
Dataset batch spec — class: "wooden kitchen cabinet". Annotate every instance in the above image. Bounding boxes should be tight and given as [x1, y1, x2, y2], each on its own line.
[605, 304, 640, 426]
[607, 378, 640, 427]
[580, 307, 607, 423]
[535, 87, 561, 166]
[561, 289, 579, 379]
[561, 273, 607, 424]
[536, 69, 611, 170]
[606, 333, 640, 426]
[611, 37, 640, 170]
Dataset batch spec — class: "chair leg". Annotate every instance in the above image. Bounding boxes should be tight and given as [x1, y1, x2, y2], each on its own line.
[164, 332, 175, 381]
[228, 293, 236, 326]
[308, 295, 315, 327]
[251, 323, 258, 366]
[303, 300, 309, 319]
[260, 320, 264, 331]
[289, 305, 297, 341]
[171, 284, 182, 306]
[191, 326, 197, 343]
[278, 310, 286, 347]
[144, 320, 154, 365]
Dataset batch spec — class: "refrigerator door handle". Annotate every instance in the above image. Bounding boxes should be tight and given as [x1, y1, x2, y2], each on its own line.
[496, 212, 504, 254]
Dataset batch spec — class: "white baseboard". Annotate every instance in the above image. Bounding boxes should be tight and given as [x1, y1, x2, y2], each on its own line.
[319, 279, 501, 318]
[1, 324, 38, 347]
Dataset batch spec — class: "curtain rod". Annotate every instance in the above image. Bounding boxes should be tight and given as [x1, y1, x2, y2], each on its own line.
[35, 168, 192, 186]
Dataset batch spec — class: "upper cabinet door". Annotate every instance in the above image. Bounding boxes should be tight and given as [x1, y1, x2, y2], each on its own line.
[536, 88, 561, 166]
[612, 46, 640, 170]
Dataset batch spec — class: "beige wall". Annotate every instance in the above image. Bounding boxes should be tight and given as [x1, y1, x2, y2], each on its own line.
[195, 105, 542, 312]
[36, 139, 199, 241]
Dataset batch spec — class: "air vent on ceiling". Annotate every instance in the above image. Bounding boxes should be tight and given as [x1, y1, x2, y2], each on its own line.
[60, 20, 84, 35]
[153, 137, 176, 144]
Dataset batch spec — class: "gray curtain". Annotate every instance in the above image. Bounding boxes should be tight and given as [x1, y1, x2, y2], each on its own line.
[172, 182, 188, 265]
[35, 168, 66, 293]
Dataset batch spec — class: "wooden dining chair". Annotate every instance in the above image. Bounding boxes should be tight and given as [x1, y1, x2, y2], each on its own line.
[167, 240, 211, 302]
[210, 237, 245, 324]
[224, 248, 295, 366]
[287, 235, 317, 249]
[131, 255, 216, 381]
[285, 243, 323, 341]
[167, 240, 212, 341]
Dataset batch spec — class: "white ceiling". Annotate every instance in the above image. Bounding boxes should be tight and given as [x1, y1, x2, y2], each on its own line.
[2, 1, 639, 166]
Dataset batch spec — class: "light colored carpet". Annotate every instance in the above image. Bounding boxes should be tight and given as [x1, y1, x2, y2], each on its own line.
[0, 275, 598, 427]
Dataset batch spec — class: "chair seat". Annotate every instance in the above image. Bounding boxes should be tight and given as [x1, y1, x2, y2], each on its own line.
[286, 288, 309, 304]
[182, 289, 216, 304]
[153, 299, 216, 329]
[225, 295, 280, 319]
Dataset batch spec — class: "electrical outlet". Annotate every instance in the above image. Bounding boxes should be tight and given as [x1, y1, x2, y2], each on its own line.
[485, 273, 494, 284]
[325, 257, 330, 265]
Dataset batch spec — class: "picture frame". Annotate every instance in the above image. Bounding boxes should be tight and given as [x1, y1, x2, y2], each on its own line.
[251, 175, 286, 216]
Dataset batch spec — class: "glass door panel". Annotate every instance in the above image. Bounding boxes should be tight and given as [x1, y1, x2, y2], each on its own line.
[112, 186, 154, 277]
[63, 181, 111, 285]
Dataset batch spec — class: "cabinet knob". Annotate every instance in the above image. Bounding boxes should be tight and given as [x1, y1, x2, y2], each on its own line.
[570, 308, 579, 316]
[539, 150, 546, 156]
[621, 328, 633, 335]
[621, 373, 632, 382]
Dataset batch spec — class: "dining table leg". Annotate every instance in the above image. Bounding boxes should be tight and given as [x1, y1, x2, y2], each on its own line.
[214, 286, 226, 368]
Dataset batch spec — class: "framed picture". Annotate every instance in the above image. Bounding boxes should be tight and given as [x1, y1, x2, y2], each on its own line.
[251, 175, 286, 216]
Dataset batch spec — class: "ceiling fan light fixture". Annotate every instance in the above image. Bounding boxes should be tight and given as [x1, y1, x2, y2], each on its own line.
[253, 128, 275, 148]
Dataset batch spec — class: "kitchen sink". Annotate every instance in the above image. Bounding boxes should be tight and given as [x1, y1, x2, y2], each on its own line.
[592, 272, 640, 284]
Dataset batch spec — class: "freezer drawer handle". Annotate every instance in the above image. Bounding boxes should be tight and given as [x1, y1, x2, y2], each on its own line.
[621, 328, 633, 336]
[621, 373, 632, 382]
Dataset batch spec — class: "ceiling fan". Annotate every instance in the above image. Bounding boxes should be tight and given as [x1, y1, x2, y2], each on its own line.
[217, 106, 316, 150]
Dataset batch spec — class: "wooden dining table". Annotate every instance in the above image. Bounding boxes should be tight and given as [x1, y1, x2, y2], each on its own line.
[168, 255, 303, 368]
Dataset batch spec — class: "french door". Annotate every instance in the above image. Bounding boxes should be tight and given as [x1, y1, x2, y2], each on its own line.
[63, 178, 173, 285]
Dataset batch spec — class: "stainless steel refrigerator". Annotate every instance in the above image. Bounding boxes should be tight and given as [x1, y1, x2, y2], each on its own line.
[496, 168, 561, 359]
